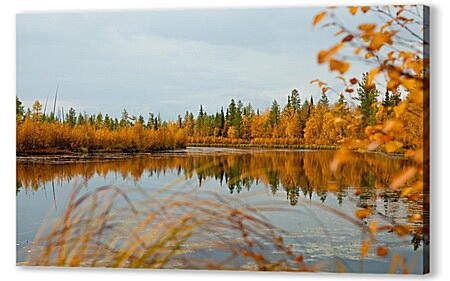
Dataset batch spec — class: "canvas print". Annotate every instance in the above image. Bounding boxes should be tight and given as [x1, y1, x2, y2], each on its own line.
[16, 5, 429, 274]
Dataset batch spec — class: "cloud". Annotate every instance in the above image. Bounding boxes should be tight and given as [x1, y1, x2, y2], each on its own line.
[17, 8, 378, 120]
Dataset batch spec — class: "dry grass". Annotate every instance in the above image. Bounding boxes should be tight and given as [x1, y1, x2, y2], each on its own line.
[22, 164, 419, 273]
[24, 185, 309, 270]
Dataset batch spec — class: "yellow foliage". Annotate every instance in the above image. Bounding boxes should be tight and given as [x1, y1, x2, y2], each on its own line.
[16, 118, 187, 153]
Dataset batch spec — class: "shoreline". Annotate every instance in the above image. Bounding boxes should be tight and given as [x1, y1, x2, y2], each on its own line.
[15, 146, 187, 157]
[15, 144, 409, 160]
[187, 143, 338, 150]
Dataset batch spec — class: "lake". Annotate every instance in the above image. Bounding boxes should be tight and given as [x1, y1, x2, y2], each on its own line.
[16, 147, 426, 273]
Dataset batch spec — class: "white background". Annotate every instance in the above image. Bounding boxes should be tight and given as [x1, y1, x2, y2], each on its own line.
[1, 0, 447, 280]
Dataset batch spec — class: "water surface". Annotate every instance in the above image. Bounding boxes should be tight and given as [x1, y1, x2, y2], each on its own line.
[16, 147, 425, 273]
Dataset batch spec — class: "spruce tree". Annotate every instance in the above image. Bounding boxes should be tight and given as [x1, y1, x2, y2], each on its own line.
[318, 93, 329, 107]
[268, 99, 280, 127]
[353, 73, 379, 127]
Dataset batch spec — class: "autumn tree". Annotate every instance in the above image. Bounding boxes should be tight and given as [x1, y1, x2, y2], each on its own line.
[31, 101, 43, 120]
[312, 5, 428, 261]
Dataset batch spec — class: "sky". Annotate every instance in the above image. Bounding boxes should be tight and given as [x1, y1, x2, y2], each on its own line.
[17, 7, 383, 120]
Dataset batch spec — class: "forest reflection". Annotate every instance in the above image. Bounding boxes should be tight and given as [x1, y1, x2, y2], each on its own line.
[17, 150, 421, 211]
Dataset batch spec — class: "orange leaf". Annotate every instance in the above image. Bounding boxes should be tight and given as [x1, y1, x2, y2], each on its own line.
[365, 53, 375, 59]
[342, 34, 354, 42]
[368, 31, 395, 51]
[384, 141, 403, 153]
[396, 9, 405, 16]
[393, 225, 410, 237]
[380, 23, 391, 32]
[253, 254, 264, 262]
[328, 182, 339, 192]
[378, 225, 392, 232]
[349, 78, 358, 84]
[361, 238, 371, 256]
[359, 24, 377, 32]
[369, 220, 378, 236]
[348, 6, 359, 15]
[330, 149, 354, 172]
[361, 6, 371, 13]
[408, 214, 422, 222]
[313, 11, 327, 26]
[329, 59, 350, 74]
[355, 208, 372, 219]
[376, 247, 389, 257]
[317, 43, 344, 64]
[317, 50, 328, 64]
[390, 167, 417, 189]
[294, 255, 304, 263]
[400, 187, 414, 198]
[365, 67, 381, 88]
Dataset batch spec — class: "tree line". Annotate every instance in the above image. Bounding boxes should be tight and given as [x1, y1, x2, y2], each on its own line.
[16, 97, 187, 154]
[182, 73, 420, 151]
[16, 72, 422, 154]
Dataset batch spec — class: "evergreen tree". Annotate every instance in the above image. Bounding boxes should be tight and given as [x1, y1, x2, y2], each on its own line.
[177, 114, 183, 128]
[290, 89, 301, 112]
[77, 113, 85, 125]
[120, 109, 130, 127]
[298, 100, 311, 137]
[318, 93, 329, 107]
[104, 114, 111, 129]
[382, 89, 401, 108]
[267, 99, 280, 127]
[66, 107, 76, 127]
[156, 113, 161, 129]
[243, 103, 253, 118]
[16, 97, 24, 117]
[96, 112, 104, 128]
[220, 107, 225, 131]
[226, 99, 243, 137]
[391, 92, 401, 107]
[336, 93, 349, 115]
[198, 105, 204, 119]
[382, 89, 391, 107]
[353, 73, 379, 127]
[138, 115, 145, 125]
[147, 113, 155, 129]
[196, 105, 206, 136]
[89, 114, 95, 126]
[227, 99, 237, 122]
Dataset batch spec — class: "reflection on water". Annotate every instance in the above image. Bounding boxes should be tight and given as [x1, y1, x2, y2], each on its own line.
[16, 147, 425, 273]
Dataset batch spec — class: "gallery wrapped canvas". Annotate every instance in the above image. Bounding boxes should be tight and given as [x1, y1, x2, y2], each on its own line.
[16, 5, 429, 274]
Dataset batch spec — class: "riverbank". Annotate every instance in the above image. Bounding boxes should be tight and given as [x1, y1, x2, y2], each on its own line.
[16, 146, 187, 157]
[16, 144, 411, 158]
[188, 143, 338, 150]
[16, 144, 338, 156]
